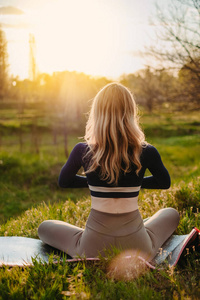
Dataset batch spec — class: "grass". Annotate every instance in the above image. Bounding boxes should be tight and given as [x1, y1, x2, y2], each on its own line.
[1, 132, 199, 223]
[0, 109, 200, 299]
[0, 181, 199, 299]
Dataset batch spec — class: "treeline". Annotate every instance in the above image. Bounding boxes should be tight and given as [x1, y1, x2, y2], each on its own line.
[0, 67, 199, 156]
[0, 0, 200, 116]
[3, 65, 200, 113]
[1, 67, 199, 138]
[1, 0, 200, 158]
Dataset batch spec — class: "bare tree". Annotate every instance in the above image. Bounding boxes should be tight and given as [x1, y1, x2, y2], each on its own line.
[0, 27, 9, 99]
[146, 0, 200, 106]
[148, 0, 199, 71]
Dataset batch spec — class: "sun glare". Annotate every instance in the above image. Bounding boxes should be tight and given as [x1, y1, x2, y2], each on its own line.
[3, 0, 151, 79]
[32, 0, 116, 76]
[28, 0, 143, 78]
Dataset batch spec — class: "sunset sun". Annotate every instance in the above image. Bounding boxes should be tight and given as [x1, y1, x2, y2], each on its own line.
[2, 0, 151, 79]
[32, 0, 139, 78]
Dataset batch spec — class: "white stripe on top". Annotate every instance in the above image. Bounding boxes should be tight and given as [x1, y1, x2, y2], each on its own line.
[88, 185, 141, 193]
[91, 196, 139, 213]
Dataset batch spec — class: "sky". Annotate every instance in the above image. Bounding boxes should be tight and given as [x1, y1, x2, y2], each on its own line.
[0, 0, 160, 80]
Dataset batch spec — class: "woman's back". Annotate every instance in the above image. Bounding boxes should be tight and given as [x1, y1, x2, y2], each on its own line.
[58, 142, 171, 213]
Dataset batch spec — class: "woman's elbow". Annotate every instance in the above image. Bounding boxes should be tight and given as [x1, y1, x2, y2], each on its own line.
[163, 182, 171, 189]
[58, 177, 69, 188]
[162, 176, 171, 189]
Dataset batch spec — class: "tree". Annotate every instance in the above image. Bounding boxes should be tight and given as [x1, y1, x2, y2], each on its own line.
[146, 0, 200, 106]
[178, 59, 200, 107]
[0, 27, 9, 99]
[120, 68, 178, 112]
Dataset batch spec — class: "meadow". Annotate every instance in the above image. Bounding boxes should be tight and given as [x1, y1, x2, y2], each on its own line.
[0, 107, 199, 299]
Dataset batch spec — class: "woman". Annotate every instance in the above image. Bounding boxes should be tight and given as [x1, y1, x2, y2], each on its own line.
[38, 83, 179, 261]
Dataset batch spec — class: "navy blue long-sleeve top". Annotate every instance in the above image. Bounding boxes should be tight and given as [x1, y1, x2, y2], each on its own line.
[58, 143, 170, 198]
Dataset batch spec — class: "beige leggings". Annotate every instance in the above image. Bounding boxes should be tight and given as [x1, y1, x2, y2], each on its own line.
[38, 207, 180, 261]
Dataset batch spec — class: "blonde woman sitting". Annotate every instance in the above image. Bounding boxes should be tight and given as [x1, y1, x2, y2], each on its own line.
[38, 83, 179, 262]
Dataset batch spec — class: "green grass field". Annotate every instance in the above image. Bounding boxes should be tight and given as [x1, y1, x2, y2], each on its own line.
[0, 109, 199, 299]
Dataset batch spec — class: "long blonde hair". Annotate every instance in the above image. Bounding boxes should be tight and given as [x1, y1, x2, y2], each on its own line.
[84, 82, 146, 185]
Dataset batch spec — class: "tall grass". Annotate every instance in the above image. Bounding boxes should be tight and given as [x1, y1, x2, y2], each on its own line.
[0, 180, 199, 299]
[0, 111, 199, 299]
[0, 133, 199, 224]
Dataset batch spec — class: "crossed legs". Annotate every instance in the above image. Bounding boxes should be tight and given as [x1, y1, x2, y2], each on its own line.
[38, 220, 84, 256]
[143, 207, 180, 258]
[38, 207, 180, 260]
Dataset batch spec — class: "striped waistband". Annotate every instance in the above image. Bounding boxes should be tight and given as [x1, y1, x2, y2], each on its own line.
[88, 185, 141, 198]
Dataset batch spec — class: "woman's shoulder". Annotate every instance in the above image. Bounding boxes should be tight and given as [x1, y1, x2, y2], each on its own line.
[142, 143, 158, 153]
[72, 142, 88, 154]
[141, 143, 161, 162]
[68, 143, 89, 164]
